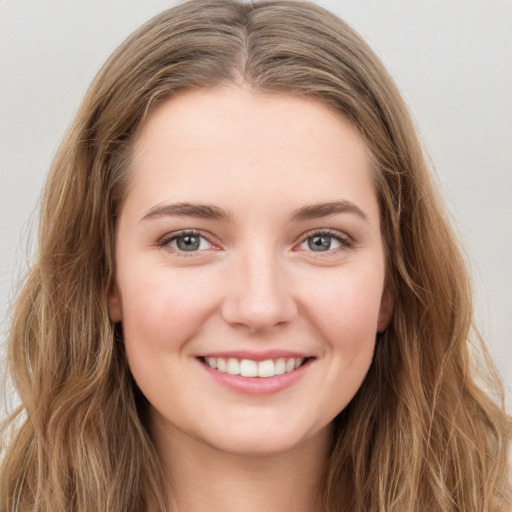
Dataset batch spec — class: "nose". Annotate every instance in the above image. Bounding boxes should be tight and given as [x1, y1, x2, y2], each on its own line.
[221, 247, 298, 334]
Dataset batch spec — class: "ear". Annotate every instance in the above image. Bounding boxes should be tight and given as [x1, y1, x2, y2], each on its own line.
[108, 283, 123, 323]
[377, 286, 393, 332]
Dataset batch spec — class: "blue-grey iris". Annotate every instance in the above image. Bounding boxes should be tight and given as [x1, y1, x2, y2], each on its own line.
[177, 235, 200, 251]
[308, 235, 331, 251]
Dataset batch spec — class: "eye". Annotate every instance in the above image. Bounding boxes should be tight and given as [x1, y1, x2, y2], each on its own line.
[298, 230, 352, 253]
[160, 231, 214, 252]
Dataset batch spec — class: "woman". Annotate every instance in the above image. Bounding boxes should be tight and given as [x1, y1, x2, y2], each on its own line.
[1, 1, 510, 511]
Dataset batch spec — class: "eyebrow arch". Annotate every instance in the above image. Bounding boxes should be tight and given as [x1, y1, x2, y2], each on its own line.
[141, 202, 231, 222]
[140, 200, 368, 224]
[291, 200, 369, 223]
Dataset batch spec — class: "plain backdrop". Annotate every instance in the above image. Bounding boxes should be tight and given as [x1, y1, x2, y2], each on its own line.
[1, 0, 511, 413]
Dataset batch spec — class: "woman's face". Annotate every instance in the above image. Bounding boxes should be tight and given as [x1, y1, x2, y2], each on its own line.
[109, 86, 392, 457]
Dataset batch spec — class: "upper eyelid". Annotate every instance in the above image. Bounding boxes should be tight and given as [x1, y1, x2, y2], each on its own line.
[156, 227, 353, 249]
[157, 229, 217, 247]
[294, 229, 355, 253]
[298, 228, 352, 243]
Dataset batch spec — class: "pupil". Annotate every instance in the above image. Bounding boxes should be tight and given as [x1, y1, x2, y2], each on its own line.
[177, 235, 200, 251]
[309, 235, 331, 251]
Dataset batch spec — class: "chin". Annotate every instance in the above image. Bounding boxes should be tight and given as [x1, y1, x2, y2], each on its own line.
[200, 421, 331, 459]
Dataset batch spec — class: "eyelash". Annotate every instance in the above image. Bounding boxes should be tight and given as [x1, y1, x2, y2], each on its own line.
[155, 228, 354, 256]
[156, 230, 217, 256]
[297, 229, 354, 254]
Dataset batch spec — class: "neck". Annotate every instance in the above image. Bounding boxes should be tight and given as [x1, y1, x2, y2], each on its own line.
[151, 414, 331, 512]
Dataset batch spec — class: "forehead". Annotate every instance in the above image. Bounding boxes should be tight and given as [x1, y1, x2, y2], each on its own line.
[134, 86, 367, 160]
[125, 86, 378, 222]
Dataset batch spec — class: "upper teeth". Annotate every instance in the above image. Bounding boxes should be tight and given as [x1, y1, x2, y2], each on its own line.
[206, 357, 304, 378]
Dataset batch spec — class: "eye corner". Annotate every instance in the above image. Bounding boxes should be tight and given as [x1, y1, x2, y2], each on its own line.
[156, 229, 221, 255]
[294, 228, 354, 255]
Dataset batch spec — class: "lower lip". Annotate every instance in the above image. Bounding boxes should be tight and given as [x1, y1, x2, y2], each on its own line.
[198, 359, 313, 395]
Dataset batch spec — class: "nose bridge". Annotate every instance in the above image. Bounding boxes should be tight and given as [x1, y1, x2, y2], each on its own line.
[222, 241, 296, 332]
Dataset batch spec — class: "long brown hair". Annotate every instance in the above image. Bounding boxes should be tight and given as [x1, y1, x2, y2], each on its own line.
[1, 1, 510, 510]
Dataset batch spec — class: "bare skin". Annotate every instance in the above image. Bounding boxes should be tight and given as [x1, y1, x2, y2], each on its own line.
[111, 86, 391, 511]
[155, 416, 330, 512]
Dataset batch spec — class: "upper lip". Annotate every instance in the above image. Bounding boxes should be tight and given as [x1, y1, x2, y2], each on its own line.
[197, 350, 312, 361]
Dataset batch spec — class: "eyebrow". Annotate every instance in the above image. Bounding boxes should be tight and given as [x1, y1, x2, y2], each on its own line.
[140, 200, 368, 223]
[141, 202, 231, 222]
[291, 200, 369, 223]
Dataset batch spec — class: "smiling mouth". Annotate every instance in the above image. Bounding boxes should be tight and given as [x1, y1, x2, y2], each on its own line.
[200, 356, 311, 378]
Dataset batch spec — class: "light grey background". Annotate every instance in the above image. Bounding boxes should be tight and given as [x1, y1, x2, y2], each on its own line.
[1, 0, 511, 412]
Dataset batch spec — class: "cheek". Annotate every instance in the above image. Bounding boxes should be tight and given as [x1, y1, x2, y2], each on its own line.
[118, 265, 220, 354]
[118, 266, 223, 406]
[301, 266, 384, 347]
[291, 267, 384, 424]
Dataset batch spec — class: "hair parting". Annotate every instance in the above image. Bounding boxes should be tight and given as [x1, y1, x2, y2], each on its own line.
[1, 1, 510, 511]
